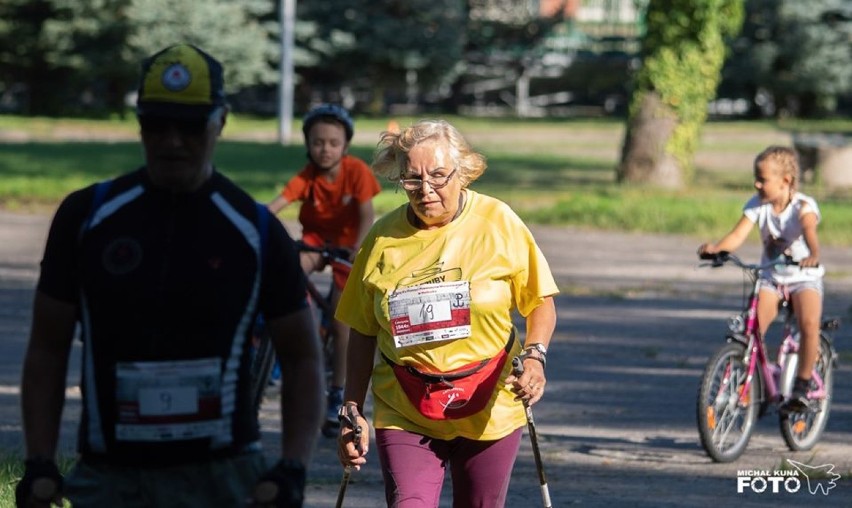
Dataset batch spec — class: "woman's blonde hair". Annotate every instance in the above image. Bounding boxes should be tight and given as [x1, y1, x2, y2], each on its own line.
[372, 119, 487, 188]
[754, 145, 800, 191]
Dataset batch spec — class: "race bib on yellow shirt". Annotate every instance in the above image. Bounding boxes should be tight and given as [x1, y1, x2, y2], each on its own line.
[388, 281, 471, 348]
[114, 358, 225, 442]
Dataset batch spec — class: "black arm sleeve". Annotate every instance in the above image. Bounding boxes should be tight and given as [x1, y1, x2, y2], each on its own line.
[37, 185, 97, 304]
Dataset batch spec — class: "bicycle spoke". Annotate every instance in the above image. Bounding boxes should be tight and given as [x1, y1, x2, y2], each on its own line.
[713, 406, 736, 447]
[698, 342, 760, 463]
[713, 363, 746, 450]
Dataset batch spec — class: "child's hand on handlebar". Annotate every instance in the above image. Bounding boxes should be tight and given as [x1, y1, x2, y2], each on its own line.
[696, 246, 732, 266]
[798, 254, 820, 268]
[697, 243, 718, 257]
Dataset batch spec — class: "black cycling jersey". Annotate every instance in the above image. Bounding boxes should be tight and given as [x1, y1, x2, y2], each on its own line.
[38, 168, 307, 466]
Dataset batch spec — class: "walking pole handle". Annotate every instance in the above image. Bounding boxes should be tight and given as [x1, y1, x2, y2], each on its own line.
[512, 356, 524, 376]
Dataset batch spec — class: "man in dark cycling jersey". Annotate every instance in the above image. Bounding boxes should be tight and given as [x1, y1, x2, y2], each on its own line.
[16, 44, 323, 508]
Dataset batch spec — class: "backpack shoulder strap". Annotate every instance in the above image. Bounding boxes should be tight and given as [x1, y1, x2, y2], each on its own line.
[255, 202, 270, 268]
[79, 179, 114, 240]
[253, 202, 271, 328]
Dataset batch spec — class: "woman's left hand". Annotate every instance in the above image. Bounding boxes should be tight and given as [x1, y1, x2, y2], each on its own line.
[505, 357, 546, 406]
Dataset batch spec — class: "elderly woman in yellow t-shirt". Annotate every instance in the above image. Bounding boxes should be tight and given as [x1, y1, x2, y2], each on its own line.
[334, 119, 558, 507]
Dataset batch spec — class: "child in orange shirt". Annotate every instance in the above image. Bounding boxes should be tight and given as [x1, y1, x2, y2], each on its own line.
[269, 104, 381, 431]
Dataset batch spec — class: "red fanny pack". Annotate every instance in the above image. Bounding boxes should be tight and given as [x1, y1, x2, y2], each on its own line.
[382, 331, 514, 420]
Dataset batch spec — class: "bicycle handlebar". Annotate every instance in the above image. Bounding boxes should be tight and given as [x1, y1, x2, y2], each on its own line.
[296, 241, 352, 266]
[697, 251, 800, 271]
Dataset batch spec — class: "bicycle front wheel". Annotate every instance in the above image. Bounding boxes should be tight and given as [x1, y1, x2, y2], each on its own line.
[779, 334, 834, 451]
[697, 341, 759, 462]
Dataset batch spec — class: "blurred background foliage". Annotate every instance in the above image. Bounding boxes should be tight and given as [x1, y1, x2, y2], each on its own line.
[1, 0, 850, 194]
[0, 0, 849, 120]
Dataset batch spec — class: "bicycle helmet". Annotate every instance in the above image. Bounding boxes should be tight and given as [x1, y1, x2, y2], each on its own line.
[302, 104, 354, 142]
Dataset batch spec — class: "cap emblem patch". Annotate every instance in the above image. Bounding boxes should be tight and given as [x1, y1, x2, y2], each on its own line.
[161, 63, 192, 92]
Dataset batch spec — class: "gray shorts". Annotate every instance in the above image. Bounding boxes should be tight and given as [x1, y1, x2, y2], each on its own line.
[65, 452, 267, 508]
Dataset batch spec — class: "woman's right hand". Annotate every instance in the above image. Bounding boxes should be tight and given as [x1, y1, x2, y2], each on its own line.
[337, 408, 369, 470]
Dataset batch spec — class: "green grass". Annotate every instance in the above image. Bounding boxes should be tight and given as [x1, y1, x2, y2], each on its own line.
[0, 454, 73, 507]
[2, 114, 852, 245]
[0, 456, 21, 507]
[0, 457, 21, 508]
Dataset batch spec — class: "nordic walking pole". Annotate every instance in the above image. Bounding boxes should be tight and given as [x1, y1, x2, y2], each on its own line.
[335, 415, 363, 508]
[512, 356, 552, 508]
[335, 466, 353, 508]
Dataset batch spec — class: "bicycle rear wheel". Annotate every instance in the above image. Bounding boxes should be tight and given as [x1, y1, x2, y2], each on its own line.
[697, 341, 759, 462]
[779, 334, 834, 451]
[250, 330, 277, 412]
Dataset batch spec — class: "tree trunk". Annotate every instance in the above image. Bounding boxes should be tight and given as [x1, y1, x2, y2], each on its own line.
[617, 92, 684, 189]
[793, 132, 852, 188]
[367, 84, 385, 115]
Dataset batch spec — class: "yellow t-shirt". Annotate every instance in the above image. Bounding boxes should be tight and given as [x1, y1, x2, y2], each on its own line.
[336, 190, 559, 441]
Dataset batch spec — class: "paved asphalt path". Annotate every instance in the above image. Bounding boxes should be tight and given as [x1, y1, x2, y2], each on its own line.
[1, 211, 850, 507]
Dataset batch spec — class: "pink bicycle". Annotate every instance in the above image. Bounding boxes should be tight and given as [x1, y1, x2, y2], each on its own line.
[696, 252, 839, 462]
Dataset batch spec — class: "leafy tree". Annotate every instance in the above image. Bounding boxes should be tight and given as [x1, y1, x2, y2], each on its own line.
[126, 0, 278, 91]
[42, 0, 136, 117]
[0, 0, 277, 116]
[723, 0, 852, 117]
[297, 0, 467, 113]
[618, 0, 744, 188]
[456, 8, 567, 115]
[0, 0, 70, 115]
[465, 8, 566, 58]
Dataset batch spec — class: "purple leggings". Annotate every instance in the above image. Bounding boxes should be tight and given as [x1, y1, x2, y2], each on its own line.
[375, 427, 523, 508]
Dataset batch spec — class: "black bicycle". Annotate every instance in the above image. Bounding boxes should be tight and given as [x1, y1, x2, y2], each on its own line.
[249, 242, 352, 417]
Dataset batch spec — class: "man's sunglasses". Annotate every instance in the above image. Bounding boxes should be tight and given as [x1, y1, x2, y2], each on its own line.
[138, 116, 209, 136]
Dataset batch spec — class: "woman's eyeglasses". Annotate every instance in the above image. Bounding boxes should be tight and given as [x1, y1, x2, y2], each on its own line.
[399, 168, 457, 191]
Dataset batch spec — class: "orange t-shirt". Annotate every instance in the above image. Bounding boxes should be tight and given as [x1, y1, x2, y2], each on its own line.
[281, 155, 381, 247]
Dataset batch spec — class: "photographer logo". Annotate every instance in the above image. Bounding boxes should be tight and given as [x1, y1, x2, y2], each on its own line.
[736, 460, 839, 496]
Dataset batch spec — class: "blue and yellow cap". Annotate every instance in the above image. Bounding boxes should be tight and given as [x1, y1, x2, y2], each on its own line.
[136, 44, 225, 119]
